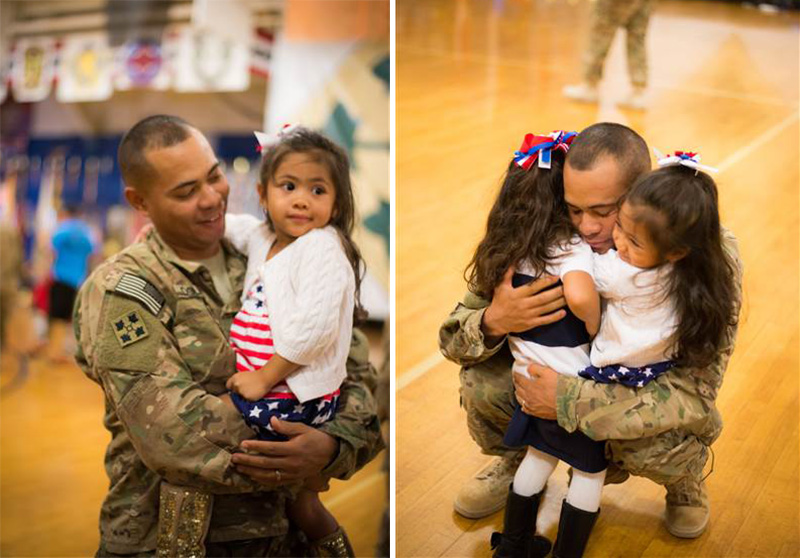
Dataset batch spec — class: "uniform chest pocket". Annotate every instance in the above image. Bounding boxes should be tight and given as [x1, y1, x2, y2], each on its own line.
[172, 294, 235, 392]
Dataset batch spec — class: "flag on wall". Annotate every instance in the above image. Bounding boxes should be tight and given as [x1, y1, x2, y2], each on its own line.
[11, 38, 57, 102]
[56, 33, 114, 102]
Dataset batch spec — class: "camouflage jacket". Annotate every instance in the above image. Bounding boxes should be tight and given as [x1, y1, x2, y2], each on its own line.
[74, 230, 383, 554]
[439, 229, 743, 443]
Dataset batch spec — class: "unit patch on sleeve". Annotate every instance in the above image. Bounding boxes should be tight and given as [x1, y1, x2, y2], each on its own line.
[112, 310, 150, 347]
[114, 273, 165, 315]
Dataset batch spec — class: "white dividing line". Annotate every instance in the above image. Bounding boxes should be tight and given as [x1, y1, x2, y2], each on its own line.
[395, 111, 799, 393]
[716, 111, 799, 173]
[396, 351, 445, 391]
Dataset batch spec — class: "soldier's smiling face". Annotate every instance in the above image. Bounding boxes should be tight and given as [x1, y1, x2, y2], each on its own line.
[129, 128, 229, 260]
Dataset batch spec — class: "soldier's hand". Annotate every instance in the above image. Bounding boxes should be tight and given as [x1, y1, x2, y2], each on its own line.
[482, 267, 567, 339]
[226, 371, 272, 401]
[513, 365, 558, 420]
[231, 418, 339, 487]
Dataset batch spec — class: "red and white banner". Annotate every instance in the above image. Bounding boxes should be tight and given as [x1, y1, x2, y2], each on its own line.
[56, 33, 113, 102]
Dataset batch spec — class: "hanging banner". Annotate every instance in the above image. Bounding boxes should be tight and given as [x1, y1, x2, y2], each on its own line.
[11, 38, 57, 103]
[57, 33, 114, 102]
[251, 29, 274, 79]
[0, 50, 9, 104]
[114, 37, 170, 90]
[172, 27, 250, 92]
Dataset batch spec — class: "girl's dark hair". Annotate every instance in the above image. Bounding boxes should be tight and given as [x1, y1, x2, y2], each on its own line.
[466, 149, 576, 298]
[626, 165, 739, 369]
[258, 127, 367, 323]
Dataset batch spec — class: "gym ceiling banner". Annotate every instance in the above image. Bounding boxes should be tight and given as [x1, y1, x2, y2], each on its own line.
[2, 28, 273, 103]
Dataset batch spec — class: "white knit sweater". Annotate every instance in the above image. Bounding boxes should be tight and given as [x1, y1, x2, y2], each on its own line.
[225, 213, 354, 402]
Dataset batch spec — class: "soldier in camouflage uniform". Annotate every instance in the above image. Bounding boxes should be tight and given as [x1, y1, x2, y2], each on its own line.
[74, 115, 383, 557]
[440, 123, 742, 539]
[563, 0, 654, 109]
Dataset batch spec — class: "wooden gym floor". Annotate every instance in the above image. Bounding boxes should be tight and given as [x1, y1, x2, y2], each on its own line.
[396, 0, 799, 556]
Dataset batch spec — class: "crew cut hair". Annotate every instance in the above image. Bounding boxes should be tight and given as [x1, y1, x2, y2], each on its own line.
[567, 122, 651, 190]
[118, 115, 194, 189]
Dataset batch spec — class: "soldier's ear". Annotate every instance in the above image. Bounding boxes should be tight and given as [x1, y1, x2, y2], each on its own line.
[124, 186, 148, 213]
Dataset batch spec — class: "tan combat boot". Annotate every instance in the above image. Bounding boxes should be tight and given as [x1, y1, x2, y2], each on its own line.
[665, 476, 709, 538]
[311, 527, 355, 557]
[454, 454, 523, 519]
[562, 82, 599, 104]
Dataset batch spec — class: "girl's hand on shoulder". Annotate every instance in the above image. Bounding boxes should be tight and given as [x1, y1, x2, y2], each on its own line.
[226, 371, 272, 401]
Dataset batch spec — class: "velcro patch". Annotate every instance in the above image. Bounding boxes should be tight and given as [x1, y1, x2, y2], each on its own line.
[112, 310, 150, 348]
[114, 273, 165, 315]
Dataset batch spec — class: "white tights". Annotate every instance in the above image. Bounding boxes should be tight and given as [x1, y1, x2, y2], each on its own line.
[512, 446, 606, 512]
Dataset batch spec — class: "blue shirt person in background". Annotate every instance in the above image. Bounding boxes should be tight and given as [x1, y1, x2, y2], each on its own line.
[48, 205, 96, 362]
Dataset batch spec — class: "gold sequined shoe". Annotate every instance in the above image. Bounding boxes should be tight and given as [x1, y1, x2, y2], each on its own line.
[156, 483, 213, 558]
[311, 527, 355, 557]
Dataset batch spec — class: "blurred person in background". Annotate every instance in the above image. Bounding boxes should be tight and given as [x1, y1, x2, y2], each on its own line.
[0, 221, 25, 348]
[47, 205, 96, 362]
[563, 0, 654, 110]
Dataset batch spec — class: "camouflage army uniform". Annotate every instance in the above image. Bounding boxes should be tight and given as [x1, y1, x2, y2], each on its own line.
[583, 0, 654, 88]
[439, 230, 742, 490]
[74, 229, 383, 555]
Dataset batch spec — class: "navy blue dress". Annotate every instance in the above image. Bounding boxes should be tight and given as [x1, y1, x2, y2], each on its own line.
[504, 273, 608, 474]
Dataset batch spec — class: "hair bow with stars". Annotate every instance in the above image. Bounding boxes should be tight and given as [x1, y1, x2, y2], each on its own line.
[654, 148, 719, 174]
[254, 123, 299, 153]
[514, 130, 577, 170]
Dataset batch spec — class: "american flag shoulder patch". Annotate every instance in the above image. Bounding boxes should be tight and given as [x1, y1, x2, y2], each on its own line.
[113, 273, 166, 316]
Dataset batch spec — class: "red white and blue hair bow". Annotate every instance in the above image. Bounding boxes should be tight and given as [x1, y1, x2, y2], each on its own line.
[254, 123, 299, 153]
[514, 130, 577, 170]
[654, 148, 718, 174]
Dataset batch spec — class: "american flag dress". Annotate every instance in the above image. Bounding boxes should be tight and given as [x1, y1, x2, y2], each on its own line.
[228, 279, 339, 441]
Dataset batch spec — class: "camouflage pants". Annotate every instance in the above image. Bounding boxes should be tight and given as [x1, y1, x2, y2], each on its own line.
[583, 0, 653, 87]
[458, 346, 711, 488]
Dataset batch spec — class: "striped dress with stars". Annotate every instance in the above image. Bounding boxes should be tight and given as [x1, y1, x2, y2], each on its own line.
[228, 280, 339, 441]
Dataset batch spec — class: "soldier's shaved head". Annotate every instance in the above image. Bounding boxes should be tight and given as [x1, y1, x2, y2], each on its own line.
[118, 115, 194, 191]
[567, 122, 650, 190]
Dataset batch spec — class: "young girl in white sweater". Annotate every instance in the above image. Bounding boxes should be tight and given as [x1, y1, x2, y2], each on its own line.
[222, 125, 366, 555]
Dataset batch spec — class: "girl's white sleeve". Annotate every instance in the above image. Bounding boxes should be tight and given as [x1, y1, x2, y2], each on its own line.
[224, 213, 262, 252]
[555, 237, 594, 279]
[271, 229, 353, 365]
[591, 250, 623, 295]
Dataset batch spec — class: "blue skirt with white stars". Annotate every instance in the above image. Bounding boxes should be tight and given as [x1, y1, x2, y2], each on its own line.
[230, 390, 340, 442]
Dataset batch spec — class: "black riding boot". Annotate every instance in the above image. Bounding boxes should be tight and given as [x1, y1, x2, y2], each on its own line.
[489, 485, 552, 558]
[552, 500, 600, 558]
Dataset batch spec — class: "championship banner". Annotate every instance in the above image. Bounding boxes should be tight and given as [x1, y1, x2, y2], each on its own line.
[57, 33, 114, 102]
[172, 27, 250, 92]
[114, 38, 170, 90]
[10, 38, 57, 103]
